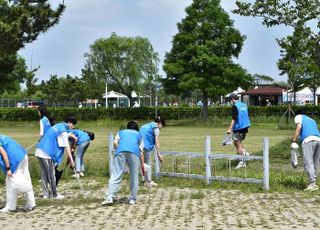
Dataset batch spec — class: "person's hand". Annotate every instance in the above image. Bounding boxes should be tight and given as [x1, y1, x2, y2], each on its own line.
[291, 142, 299, 149]
[227, 129, 232, 134]
[7, 169, 13, 177]
[158, 154, 163, 163]
[68, 158, 75, 168]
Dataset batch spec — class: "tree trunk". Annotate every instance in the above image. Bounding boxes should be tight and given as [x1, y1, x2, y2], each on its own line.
[202, 91, 208, 121]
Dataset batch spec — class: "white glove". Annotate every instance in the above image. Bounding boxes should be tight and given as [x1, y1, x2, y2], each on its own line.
[291, 142, 299, 149]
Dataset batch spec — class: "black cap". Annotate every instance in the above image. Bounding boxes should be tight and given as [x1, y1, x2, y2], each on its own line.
[228, 93, 238, 99]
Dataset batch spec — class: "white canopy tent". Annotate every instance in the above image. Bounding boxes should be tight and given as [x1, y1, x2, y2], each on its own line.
[222, 87, 245, 104]
[283, 87, 320, 105]
[102, 90, 128, 107]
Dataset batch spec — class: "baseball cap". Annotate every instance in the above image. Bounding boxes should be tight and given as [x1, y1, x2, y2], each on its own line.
[228, 93, 238, 100]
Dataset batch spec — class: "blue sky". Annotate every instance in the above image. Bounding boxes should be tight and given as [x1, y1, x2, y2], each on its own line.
[19, 0, 291, 83]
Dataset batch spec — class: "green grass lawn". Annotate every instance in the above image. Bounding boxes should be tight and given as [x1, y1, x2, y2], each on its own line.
[0, 120, 312, 193]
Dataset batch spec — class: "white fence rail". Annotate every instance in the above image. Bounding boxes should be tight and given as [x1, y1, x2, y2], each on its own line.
[108, 132, 269, 191]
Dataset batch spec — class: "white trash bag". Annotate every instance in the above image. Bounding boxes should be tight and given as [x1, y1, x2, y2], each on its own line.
[291, 149, 300, 169]
[290, 142, 300, 169]
[222, 133, 233, 146]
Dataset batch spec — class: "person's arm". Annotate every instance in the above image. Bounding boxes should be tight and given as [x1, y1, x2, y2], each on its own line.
[227, 105, 237, 133]
[68, 132, 78, 153]
[113, 133, 120, 149]
[140, 152, 145, 176]
[292, 123, 302, 143]
[0, 146, 12, 177]
[58, 132, 75, 167]
[227, 119, 235, 134]
[154, 135, 163, 163]
[39, 120, 44, 140]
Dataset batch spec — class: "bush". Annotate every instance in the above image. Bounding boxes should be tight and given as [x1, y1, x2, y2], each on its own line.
[1, 105, 320, 122]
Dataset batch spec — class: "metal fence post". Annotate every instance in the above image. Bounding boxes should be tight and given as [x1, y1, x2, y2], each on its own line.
[263, 137, 270, 191]
[205, 135, 212, 185]
[108, 131, 114, 177]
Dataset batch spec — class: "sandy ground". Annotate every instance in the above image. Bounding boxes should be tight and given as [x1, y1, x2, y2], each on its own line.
[0, 178, 319, 230]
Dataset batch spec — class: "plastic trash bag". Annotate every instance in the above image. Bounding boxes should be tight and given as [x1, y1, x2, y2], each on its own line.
[222, 133, 233, 146]
[291, 149, 299, 169]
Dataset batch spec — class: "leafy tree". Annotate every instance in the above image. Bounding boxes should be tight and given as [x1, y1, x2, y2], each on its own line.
[83, 33, 159, 107]
[252, 74, 274, 86]
[234, 0, 320, 103]
[163, 0, 252, 120]
[39, 75, 86, 104]
[0, 0, 65, 91]
[277, 26, 309, 104]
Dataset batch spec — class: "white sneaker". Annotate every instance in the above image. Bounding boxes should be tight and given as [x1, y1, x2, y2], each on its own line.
[235, 161, 246, 169]
[149, 181, 158, 187]
[79, 172, 85, 177]
[55, 194, 65, 199]
[101, 198, 113, 206]
[72, 173, 80, 179]
[23, 206, 36, 212]
[0, 207, 10, 213]
[304, 183, 318, 191]
[129, 199, 136, 205]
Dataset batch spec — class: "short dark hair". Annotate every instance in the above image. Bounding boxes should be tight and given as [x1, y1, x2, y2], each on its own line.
[127, 120, 139, 131]
[64, 115, 77, 125]
[155, 116, 166, 127]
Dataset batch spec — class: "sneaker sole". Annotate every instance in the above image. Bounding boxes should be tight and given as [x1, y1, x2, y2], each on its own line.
[304, 188, 318, 191]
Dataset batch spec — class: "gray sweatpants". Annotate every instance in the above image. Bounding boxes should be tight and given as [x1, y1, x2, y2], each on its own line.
[106, 152, 140, 201]
[38, 157, 57, 198]
[302, 141, 320, 183]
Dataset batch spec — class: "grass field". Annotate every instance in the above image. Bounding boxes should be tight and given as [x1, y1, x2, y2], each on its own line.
[1, 120, 320, 229]
[0, 120, 309, 191]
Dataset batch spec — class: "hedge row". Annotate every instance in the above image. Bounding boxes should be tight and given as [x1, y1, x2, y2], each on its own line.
[0, 105, 319, 122]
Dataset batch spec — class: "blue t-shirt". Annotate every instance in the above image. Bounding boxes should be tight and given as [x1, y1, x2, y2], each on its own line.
[0, 135, 27, 173]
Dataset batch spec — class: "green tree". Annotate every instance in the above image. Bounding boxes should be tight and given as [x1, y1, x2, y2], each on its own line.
[234, 0, 320, 103]
[83, 33, 159, 107]
[277, 26, 308, 104]
[0, 0, 65, 91]
[163, 0, 252, 120]
[252, 74, 274, 86]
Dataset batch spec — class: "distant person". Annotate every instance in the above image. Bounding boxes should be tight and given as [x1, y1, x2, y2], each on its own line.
[226, 93, 251, 169]
[37, 106, 55, 141]
[101, 120, 144, 205]
[35, 115, 76, 199]
[133, 101, 140, 108]
[266, 99, 271, 106]
[139, 117, 166, 187]
[291, 114, 320, 191]
[69, 129, 92, 178]
[0, 135, 35, 212]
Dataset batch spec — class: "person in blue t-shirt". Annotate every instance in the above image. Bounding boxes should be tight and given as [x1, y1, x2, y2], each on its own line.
[69, 129, 91, 178]
[291, 114, 320, 191]
[37, 106, 54, 141]
[139, 117, 166, 187]
[0, 135, 36, 213]
[101, 120, 145, 205]
[35, 115, 77, 199]
[227, 94, 251, 169]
